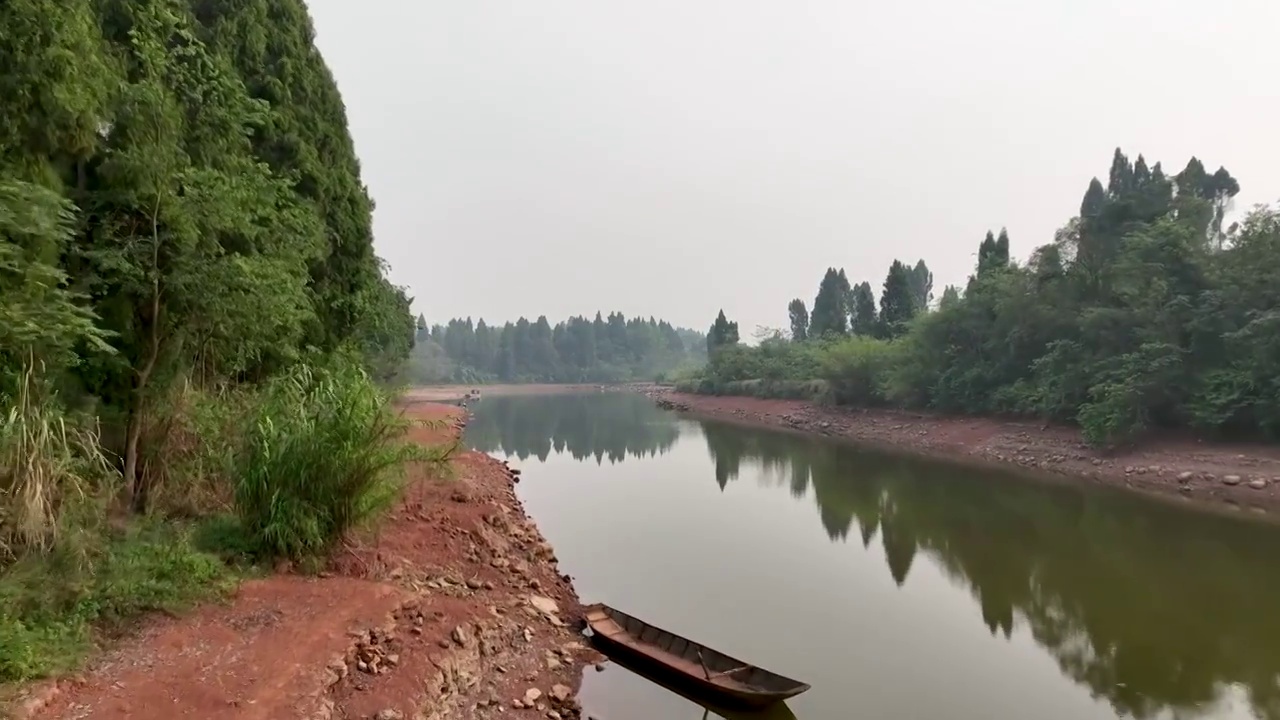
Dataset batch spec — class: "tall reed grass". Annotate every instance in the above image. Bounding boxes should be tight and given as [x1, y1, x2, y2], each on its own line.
[232, 359, 452, 559]
[0, 361, 112, 565]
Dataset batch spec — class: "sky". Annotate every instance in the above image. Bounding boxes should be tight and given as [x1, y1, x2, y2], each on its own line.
[305, 0, 1280, 336]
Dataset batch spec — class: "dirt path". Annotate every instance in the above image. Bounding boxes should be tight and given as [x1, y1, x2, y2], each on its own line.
[12, 404, 599, 720]
[654, 391, 1280, 515]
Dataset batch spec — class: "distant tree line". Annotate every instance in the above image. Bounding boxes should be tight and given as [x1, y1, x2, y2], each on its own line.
[403, 312, 707, 384]
[687, 148, 1279, 446]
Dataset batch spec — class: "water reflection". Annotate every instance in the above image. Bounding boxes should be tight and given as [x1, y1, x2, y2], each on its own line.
[467, 395, 1280, 720]
[465, 393, 680, 462]
[701, 418, 1280, 720]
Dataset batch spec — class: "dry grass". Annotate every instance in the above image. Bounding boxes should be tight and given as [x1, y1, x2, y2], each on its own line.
[0, 362, 112, 565]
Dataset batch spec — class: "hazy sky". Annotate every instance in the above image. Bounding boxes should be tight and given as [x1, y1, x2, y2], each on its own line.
[306, 0, 1279, 335]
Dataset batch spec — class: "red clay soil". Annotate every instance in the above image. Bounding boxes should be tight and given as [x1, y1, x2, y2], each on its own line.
[655, 391, 1280, 515]
[12, 403, 600, 720]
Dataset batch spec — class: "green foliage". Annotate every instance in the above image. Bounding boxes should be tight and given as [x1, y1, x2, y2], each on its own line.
[849, 281, 879, 336]
[0, 519, 236, 682]
[809, 267, 849, 338]
[707, 309, 740, 356]
[232, 358, 451, 560]
[787, 299, 809, 342]
[0, 0, 422, 683]
[879, 260, 919, 338]
[819, 337, 896, 406]
[707, 149, 1276, 447]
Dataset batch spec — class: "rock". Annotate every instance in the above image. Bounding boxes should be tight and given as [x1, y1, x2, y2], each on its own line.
[1223, 475, 1242, 486]
[1249, 478, 1269, 490]
[547, 712, 562, 720]
[466, 578, 483, 590]
[452, 624, 471, 647]
[385, 654, 399, 667]
[524, 688, 543, 704]
[376, 711, 405, 720]
[529, 595, 559, 615]
[594, 663, 606, 672]
[1177, 471, 1194, 481]
[550, 684, 572, 702]
[546, 657, 563, 669]
[512, 699, 527, 709]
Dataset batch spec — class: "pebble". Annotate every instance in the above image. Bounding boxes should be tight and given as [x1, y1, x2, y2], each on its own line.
[1223, 475, 1242, 486]
[375, 710, 404, 720]
[1249, 479, 1268, 490]
[1177, 471, 1194, 481]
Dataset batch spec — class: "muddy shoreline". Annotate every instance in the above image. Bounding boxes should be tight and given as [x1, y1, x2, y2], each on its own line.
[650, 390, 1280, 515]
[12, 403, 599, 720]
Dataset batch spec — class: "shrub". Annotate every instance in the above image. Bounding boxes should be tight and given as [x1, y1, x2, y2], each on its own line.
[818, 337, 895, 406]
[231, 357, 450, 560]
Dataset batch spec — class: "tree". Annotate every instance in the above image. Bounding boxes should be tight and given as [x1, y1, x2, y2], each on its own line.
[707, 310, 740, 354]
[810, 268, 849, 338]
[787, 299, 809, 342]
[908, 260, 934, 312]
[879, 260, 918, 337]
[850, 282, 878, 336]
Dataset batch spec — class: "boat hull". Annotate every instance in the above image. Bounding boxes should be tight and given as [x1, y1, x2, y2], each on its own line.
[583, 604, 809, 709]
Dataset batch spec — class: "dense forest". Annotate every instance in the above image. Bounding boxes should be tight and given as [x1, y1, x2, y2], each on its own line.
[1, 0, 422, 679]
[403, 312, 707, 384]
[690, 149, 1280, 445]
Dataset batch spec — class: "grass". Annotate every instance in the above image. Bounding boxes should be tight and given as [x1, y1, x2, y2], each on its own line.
[0, 518, 240, 682]
[232, 361, 453, 560]
[0, 356, 448, 691]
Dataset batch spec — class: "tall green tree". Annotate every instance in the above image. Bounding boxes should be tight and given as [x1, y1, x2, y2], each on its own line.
[908, 259, 933, 312]
[707, 310, 740, 355]
[879, 260, 918, 338]
[850, 281, 879, 336]
[810, 267, 849, 338]
[787, 299, 809, 342]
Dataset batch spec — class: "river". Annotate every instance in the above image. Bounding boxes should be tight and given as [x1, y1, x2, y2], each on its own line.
[465, 392, 1280, 720]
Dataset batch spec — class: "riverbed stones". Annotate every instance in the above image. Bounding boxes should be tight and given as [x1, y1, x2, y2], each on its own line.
[1223, 474, 1242, 486]
[1249, 478, 1269, 490]
[451, 624, 471, 647]
[529, 595, 559, 615]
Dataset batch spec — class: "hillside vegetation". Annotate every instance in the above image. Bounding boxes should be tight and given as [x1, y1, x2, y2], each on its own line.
[0, 0, 431, 682]
[690, 150, 1279, 446]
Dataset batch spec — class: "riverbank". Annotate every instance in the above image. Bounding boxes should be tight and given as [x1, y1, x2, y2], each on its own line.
[650, 390, 1280, 514]
[9, 403, 597, 720]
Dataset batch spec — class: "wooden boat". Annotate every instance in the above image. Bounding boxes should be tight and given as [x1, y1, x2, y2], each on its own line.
[583, 603, 810, 709]
[597, 640, 800, 720]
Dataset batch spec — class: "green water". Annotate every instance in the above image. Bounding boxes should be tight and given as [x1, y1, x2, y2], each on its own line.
[465, 393, 1280, 720]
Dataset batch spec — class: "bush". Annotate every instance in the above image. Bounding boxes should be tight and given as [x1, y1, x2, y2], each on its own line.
[231, 357, 450, 560]
[818, 337, 895, 406]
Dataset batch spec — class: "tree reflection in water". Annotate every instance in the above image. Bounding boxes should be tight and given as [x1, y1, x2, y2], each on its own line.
[698, 418, 1280, 720]
[466, 393, 680, 463]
